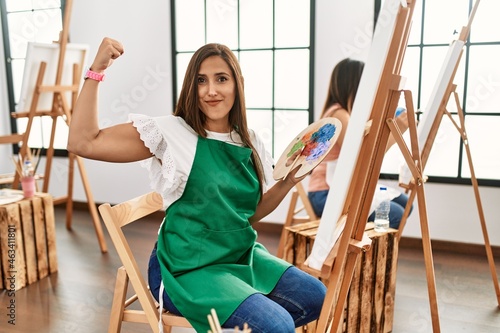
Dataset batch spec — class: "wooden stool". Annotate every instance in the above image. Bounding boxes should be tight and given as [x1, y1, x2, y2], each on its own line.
[284, 221, 399, 333]
[0, 190, 57, 290]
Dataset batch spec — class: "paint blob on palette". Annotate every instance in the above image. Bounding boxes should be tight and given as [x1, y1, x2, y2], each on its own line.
[273, 117, 342, 180]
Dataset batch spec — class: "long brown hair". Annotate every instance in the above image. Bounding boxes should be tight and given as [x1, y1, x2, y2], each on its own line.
[174, 43, 265, 197]
[321, 58, 364, 117]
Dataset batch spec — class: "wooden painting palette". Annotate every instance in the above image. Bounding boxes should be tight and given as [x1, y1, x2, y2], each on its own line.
[273, 117, 342, 180]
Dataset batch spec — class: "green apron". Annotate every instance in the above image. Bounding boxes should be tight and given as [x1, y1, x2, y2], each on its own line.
[156, 136, 291, 333]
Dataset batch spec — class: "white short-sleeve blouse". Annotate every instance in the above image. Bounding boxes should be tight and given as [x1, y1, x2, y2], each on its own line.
[129, 114, 274, 209]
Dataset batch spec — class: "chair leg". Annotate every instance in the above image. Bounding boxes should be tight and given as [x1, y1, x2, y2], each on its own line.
[108, 267, 129, 333]
[163, 322, 172, 333]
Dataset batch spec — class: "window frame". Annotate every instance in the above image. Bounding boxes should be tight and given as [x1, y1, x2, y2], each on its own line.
[377, 0, 500, 187]
[170, 0, 316, 158]
[1, 0, 67, 157]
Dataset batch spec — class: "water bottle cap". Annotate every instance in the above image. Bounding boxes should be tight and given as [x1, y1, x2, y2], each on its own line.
[380, 186, 387, 191]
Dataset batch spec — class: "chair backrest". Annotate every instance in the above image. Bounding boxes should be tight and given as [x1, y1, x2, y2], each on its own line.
[98, 191, 164, 332]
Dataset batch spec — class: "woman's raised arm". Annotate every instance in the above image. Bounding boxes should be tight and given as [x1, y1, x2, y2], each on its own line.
[68, 38, 152, 162]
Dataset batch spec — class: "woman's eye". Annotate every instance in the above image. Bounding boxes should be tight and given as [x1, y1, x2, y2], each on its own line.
[197, 77, 206, 84]
[218, 76, 228, 83]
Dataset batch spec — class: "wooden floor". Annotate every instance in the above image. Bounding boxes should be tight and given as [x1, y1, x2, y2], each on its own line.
[2, 206, 500, 333]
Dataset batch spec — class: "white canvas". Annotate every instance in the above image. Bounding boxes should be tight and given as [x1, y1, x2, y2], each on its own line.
[16, 42, 89, 113]
[307, 0, 407, 270]
[398, 39, 465, 185]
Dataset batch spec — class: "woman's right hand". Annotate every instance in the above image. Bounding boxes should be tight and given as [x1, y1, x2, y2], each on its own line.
[91, 37, 124, 72]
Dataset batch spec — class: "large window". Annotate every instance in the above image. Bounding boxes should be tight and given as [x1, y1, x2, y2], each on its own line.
[172, 0, 314, 158]
[381, 0, 500, 186]
[1, 0, 66, 153]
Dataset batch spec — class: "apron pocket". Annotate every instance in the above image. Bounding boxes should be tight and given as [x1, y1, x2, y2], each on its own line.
[198, 225, 257, 266]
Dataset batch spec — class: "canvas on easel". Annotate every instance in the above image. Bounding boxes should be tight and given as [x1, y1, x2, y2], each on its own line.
[297, 1, 444, 332]
[16, 42, 88, 115]
[11, 42, 88, 171]
[396, 0, 500, 306]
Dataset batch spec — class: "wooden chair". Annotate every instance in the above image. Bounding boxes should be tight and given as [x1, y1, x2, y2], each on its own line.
[276, 181, 318, 258]
[98, 192, 193, 333]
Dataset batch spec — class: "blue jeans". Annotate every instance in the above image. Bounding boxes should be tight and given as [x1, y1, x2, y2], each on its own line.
[148, 245, 326, 333]
[308, 190, 413, 229]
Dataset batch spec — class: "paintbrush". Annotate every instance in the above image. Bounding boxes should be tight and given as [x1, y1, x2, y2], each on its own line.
[11, 156, 23, 177]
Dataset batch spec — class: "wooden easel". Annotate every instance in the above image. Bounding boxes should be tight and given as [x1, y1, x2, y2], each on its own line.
[395, 0, 499, 306]
[9, 0, 107, 253]
[297, 1, 444, 332]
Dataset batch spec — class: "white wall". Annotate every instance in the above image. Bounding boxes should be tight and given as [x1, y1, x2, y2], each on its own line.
[65, 0, 172, 204]
[1, 0, 499, 247]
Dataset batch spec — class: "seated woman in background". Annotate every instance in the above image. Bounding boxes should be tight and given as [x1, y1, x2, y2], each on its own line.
[307, 58, 413, 229]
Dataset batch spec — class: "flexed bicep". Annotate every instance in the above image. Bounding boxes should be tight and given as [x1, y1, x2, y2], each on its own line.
[69, 122, 152, 162]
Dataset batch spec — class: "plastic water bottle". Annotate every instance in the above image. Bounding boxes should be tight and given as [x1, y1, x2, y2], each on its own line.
[374, 186, 390, 232]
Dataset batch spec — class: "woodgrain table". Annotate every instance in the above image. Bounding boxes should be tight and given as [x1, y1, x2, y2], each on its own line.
[0, 190, 57, 291]
[283, 221, 399, 333]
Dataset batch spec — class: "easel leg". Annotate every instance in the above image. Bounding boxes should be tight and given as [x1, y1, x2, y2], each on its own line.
[415, 183, 441, 332]
[42, 116, 57, 193]
[388, 89, 441, 332]
[76, 155, 108, 253]
[330, 251, 359, 332]
[462, 139, 500, 306]
[447, 91, 500, 306]
[315, 249, 347, 333]
[67, 152, 75, 230]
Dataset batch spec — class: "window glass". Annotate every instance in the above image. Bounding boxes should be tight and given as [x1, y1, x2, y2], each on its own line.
[466, 45, 500, 114]
[422, 0, 469, 44]
[419, 46, 451, 112]
[175, 0, 205, 52]
[6, 0, 33, 11]
[419, 46, 466, 114]
[275, 0, 310, 48]
[240, 0, 273, 49]
[274, 49, 309, 109]
[175, 52, 194, 99]
[424, 115, 461, 178]
[206, 0, 238, 48]
[247, 109, 273, 153]
[399, 47, 421, 106]
[462, 115, 500, 179]
[239, 50, 273, 109]
[6, 0, 60, 11]
[469, 0, 500, 43]
[7, 9, 62, 56]
[2, 1, 65, 150]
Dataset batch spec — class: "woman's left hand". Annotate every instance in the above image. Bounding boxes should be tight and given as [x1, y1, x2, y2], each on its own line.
[285, 165, 309, 185]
